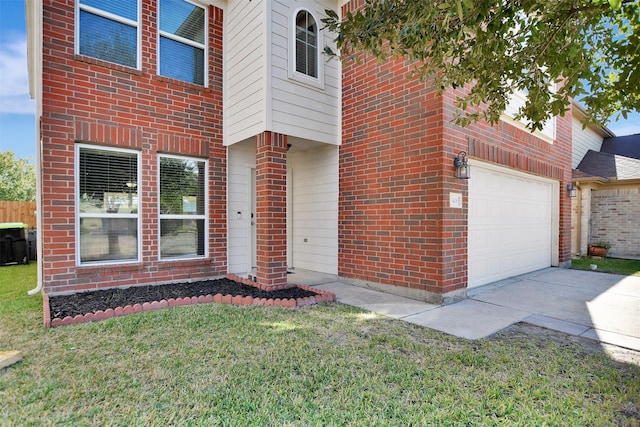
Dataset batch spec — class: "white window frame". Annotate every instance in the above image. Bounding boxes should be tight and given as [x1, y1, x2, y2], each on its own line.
[289, 7, 324, 89]
[158, 154, 209, 261]
[157, 0, 208, 87]
[75, 144, 142, 266]
[75, 0, 142, 70]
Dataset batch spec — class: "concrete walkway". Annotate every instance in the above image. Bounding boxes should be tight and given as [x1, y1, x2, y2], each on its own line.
[290, 268, 640, 352]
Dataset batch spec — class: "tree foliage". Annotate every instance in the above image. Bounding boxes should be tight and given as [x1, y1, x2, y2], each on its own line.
[0, 150, 36, 201]
[323, 0, 640, 131]
[159, 157, 200, 215]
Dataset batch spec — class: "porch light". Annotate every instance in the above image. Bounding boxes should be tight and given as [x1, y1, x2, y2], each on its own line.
[453, 151, 470, 179]
[566, 183, 577, 198]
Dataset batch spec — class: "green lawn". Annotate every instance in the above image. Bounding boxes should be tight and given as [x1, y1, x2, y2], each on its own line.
[1, 263, 639, 426]
[571, 256, 640, 277]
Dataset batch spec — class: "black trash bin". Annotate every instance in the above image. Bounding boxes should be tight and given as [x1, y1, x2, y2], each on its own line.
[0, 223, 29, 265]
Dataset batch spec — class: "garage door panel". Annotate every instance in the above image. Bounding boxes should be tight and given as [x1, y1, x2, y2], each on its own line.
[469, 162, 557, 288]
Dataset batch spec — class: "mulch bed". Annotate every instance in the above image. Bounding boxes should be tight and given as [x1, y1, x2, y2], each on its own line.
[46, 275, 335, 327]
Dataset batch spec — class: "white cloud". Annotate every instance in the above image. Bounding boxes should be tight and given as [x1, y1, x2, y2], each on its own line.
[0, 37, 35, 114]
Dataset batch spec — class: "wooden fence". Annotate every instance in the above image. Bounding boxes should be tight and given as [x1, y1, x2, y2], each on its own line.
[0, 201, 37, 228]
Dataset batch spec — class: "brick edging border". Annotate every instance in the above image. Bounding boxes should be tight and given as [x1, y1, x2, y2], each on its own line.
[44, 274, 336, 328]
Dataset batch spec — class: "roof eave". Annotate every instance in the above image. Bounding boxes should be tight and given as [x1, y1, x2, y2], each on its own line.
[571, 100, 615, 138]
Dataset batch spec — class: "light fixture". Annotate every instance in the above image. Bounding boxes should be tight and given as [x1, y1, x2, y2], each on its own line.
[566, 183, 577, 198]
[453, 151, 470, 179]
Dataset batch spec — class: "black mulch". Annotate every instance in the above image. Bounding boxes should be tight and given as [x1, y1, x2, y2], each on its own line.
[49, 278, 319, 320]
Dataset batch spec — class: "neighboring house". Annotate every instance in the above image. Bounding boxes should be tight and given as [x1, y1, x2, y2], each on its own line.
[571, 128, 640, 258]
[26, 0, 574, 322]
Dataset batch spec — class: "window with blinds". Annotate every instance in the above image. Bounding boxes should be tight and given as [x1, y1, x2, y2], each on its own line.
[159, 0, 206, 86]
[295, 10, 318, 78]
[77, 145, 140, 264]
[77, 0, 140, 69]
[159, 155, 207, 259]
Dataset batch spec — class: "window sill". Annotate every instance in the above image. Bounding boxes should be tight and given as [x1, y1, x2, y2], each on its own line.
[158, 257, 211, 268]
[499, 114, 555, 145]
[74, 55, 143, 76]
[288, 71, 325, 92]
[76, 261, 144, 275]
[73, 56, 213, 93]
[154, 75, 211, 93]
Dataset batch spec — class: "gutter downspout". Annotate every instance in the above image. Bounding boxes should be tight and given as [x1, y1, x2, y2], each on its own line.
[575, 181, 582, 256]
[28, 120, 42, 296]
[26, 0, 43, 296]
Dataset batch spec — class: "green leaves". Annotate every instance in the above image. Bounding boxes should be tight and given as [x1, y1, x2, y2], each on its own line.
[324, 0, 640, 130]
[0, 150, 36, 201]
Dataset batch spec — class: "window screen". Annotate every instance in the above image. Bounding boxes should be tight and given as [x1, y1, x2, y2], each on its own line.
[78, 0, 139, 68]
[77, 146, 139, 264]
[159, 0, 206, 85]
[159, 155, 207, 259]
[295, 10, 318, 78]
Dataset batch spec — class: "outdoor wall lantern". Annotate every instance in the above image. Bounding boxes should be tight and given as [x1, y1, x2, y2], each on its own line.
[453, 151, 470, 179]
[566, 183, 577, 198]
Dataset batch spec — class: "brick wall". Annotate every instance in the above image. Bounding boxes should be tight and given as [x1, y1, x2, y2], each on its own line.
[255, 131, 288, 288]
[444, 89, 574, 268]
[340, 0, 572, 301]
[41, 1, 225, 295]
[590, 186, 640, 257]
[340, 50, 450, 300]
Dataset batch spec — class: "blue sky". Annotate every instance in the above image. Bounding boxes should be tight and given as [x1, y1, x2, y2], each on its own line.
[0, 0, 639, 163]
[0, 0, 36, 160]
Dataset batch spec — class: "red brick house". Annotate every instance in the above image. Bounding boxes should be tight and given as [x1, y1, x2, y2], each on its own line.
[26, 0, 573, 321]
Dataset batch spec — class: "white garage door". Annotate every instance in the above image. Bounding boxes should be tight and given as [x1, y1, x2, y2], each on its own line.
[468, 161, 558, 288]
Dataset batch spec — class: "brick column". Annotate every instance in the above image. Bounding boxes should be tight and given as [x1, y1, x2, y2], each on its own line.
[255, 131, 288, 288]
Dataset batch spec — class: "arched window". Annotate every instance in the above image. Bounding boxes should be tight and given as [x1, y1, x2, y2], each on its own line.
[295, 10, 317, 78]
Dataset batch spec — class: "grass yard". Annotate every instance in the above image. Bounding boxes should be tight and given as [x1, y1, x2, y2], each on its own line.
[572, 256, 640, 277]
[1, 263, 639, 426]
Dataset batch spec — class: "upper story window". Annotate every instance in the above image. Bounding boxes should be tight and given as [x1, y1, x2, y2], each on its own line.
[295, 10, 318, 78]
[77, 0, 140, 69]
[159, 0, 207, 86]
[502, 88, 556, 142]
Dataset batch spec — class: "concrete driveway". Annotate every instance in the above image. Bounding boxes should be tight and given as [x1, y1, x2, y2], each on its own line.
[292, 268, 640, 352]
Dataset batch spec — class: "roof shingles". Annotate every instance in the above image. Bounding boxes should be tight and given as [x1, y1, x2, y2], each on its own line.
[575, 133, 640, 180]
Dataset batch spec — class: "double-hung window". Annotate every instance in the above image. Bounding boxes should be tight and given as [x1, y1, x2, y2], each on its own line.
[159, 155, 207, 259]
[77, 0, 140, 68]
[77, 145, 140, 264]
[158, 0, 207, 86]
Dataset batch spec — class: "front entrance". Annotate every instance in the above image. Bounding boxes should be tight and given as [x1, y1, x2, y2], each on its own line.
[227, 138, 339, 278]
